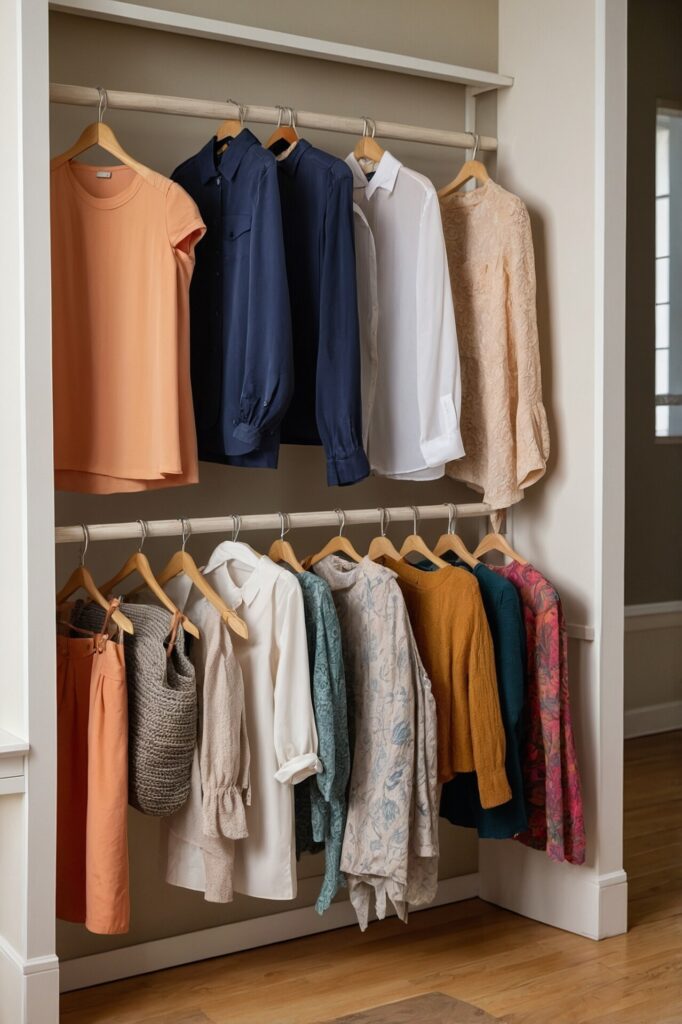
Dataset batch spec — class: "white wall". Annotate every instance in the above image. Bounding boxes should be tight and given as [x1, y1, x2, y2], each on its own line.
[479, 0, 627, 940]
[0, 0, 60, 1020]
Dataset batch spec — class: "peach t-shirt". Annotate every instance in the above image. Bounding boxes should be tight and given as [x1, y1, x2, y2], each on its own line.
[51, 161, 205, 493]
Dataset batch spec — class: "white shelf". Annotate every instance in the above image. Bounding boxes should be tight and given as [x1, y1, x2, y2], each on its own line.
[50, 0, 514, 91]
[0, 729, 29, 757]
[0, 731, 28, 796]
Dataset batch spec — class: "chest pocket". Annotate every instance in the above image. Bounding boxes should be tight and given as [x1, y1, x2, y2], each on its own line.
[224, 214, 252, 259]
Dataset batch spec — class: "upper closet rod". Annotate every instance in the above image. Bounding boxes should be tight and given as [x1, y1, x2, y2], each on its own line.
[54, 502, 492, 545]
[49, 83, 498, 152]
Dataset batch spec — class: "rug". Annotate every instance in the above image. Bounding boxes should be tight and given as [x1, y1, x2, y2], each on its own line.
[324, 992, 507, 1023]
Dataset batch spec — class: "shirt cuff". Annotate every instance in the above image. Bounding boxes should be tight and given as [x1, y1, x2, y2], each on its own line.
[420, 430, 466, 469]
[274, 753, 323, 786]
[326, 446, 370, 487]
[233, 421, 263, 450]
[478, 766, 512, 810]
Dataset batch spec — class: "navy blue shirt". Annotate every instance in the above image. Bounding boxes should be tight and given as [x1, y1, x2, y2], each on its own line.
[273, 140, 369, 486]
[173, 131, 293, 468]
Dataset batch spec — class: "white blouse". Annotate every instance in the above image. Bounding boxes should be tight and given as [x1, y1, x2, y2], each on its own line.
[166, 544, 321, 902]
[347, 150, 464, 480]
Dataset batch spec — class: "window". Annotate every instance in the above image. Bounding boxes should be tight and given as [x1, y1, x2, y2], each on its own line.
[655, 107, 682, 439]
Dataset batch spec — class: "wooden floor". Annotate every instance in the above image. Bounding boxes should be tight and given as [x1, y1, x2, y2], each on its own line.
[60, 731, 682, 1024]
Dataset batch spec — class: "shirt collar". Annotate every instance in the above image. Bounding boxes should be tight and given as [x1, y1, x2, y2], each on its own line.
[313, 555, 395, 592]
[203, 540, 275, 608]
[275, 138, 311, 176]
[345, 150, 402, 199]
[198, 129, 260, 184]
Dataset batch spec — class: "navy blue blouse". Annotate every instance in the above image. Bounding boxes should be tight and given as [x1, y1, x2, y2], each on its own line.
[172, 131, 293, 468]
[274, 140, 369, 486]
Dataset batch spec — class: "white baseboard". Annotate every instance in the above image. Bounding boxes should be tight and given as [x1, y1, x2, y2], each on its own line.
[59, 872, 480, 993]
[625, 600, 682, 632]
[0, 935, 60, 1024]
[624, 700, 682, 739]
[479, 841, 628, 940]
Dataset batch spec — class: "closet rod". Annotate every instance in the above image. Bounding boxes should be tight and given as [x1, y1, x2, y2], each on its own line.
[54, 502, 492, 545]
[49, 83, 498, 152]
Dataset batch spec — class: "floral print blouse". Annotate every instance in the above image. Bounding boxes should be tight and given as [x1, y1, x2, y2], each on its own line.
[295, 572, 351, 915]
[313, 556, 440, 931]
[491, 561, 585, 864]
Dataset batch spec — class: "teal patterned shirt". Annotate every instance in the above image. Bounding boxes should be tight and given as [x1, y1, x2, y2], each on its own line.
[295, 572, 351, 914]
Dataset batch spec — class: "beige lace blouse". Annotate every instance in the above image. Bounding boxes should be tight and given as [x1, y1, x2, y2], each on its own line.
[440, 180, 550, 509]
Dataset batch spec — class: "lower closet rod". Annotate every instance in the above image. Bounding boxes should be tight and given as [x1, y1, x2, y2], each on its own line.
[54, 502, 492, 545]
[49, 83, 498, 152]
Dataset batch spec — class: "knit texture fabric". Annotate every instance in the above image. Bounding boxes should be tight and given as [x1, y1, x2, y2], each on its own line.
[378, 557, 510, 806]
[72, 601, 197, 816]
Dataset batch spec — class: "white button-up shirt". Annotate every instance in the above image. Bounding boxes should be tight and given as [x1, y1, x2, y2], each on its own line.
[347, 151, 464, 480]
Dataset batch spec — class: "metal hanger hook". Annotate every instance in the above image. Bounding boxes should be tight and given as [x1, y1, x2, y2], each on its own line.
[96, 86, 108, 124]
[410, 505, 420, 535]
[278, 511, 290, 540]
[180, 518, 191, 552]
[231, 514, 241, 543]
[288, 106, 297, 130]
[334, 508, 346, 537]
[471, 131, 480, 161]
[361, 116, 376, 139]
[79, 523, 90, 566]
[276, 104, 286, 128]
[378, 507, 390, 537]
[226, 97, 245, 127]
[447, 503, 458, 535]
[137, 519, 148, 553]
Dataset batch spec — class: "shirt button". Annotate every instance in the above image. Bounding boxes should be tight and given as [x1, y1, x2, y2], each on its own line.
[263, 400, 269, 408]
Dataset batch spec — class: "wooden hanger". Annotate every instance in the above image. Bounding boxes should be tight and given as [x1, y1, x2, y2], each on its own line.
[154, 520, 249, 640]
[56, 524, 134, 635]
[307, 509, 363, 568]
[473, 512, 528, 565]
[216, 98, 246, 155]
[353, 116, 385, 166]
[268, 513, 305, 574]
[438, 132, 490, 199]
[266, 106, 300, 153]
[51, 87, 154, 183]
[367, 508, 402, 562]
[400, 507, 449, 569]
[433, 504, 479, 568]
[99, 521, 200, 639]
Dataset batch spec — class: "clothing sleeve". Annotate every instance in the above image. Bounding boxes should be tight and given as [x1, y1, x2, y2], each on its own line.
[507, 200, 550, 491]
[316, 171, 370, 486]
[166, 181, 206, 259]
[273, 581, 323, 785]
[311, 588, 348, 808]
[199, 621, 250, 840]
[353, 205, 379, 454]
[467, 595, 512, 809]
[415, 187, 465, 469]
[232, 162, 294, 450]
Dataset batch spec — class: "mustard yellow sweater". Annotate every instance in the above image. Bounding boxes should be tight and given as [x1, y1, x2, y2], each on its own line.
[381, 557, 511, 808]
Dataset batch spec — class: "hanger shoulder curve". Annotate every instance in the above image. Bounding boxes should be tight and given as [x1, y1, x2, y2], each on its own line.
[56, 565, 134, 635]
[399, 534, 449, 569]
[438, 159, 490, 200]
[157, 550, 249, 641]
[473, 532, 528, 565]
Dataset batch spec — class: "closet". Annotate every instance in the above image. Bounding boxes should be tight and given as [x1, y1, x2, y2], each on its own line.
[0, 2, 628, 1022]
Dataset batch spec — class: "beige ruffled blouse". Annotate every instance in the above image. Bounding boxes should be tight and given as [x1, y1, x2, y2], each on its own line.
[440, 180, 550, 509]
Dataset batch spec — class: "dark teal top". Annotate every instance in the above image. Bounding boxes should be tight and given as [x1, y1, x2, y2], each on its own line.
[417, 554, 528, 838]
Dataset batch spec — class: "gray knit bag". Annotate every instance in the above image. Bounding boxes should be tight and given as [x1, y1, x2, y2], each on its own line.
[73, 601, 197, 816]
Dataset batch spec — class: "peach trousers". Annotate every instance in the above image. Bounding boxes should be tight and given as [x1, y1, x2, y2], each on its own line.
[56, 619, 130, 934]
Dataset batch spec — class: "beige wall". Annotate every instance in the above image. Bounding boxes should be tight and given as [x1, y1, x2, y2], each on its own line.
[49, 5, 499, 960]
[114, 0, 499, 70]
[626, 0, 682, 606]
